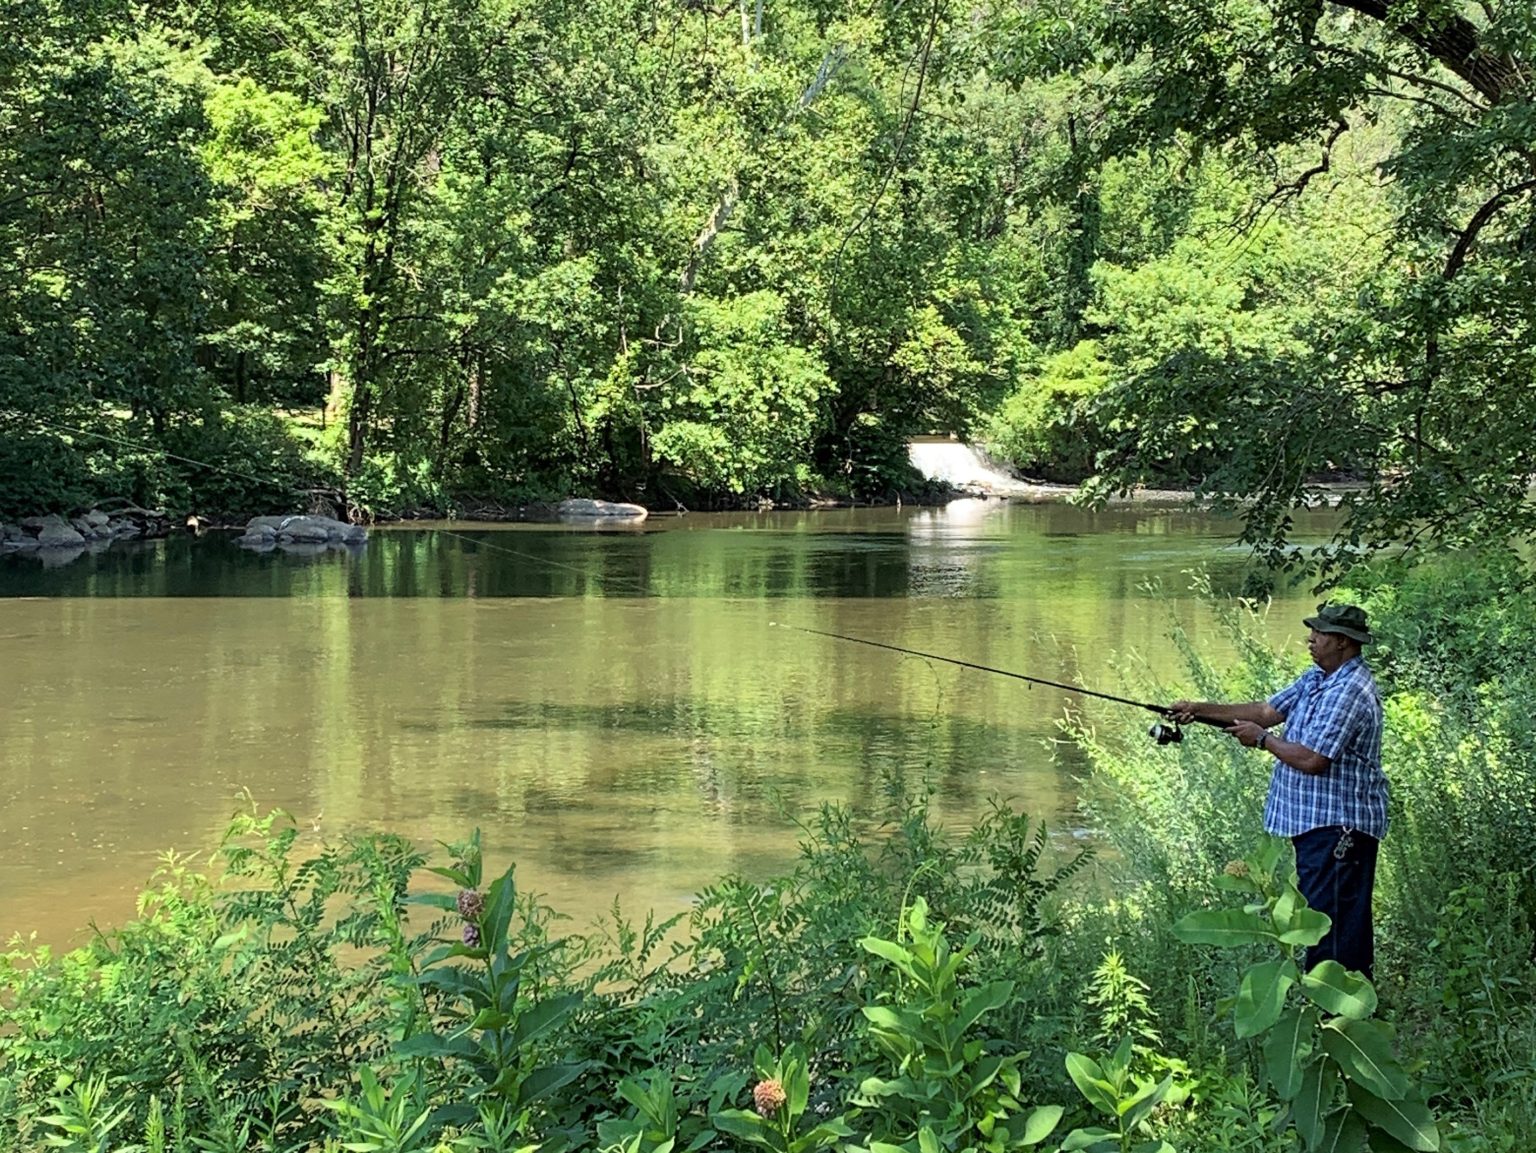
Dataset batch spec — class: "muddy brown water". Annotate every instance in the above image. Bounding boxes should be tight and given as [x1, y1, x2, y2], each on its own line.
[0, 502, 1329, 949]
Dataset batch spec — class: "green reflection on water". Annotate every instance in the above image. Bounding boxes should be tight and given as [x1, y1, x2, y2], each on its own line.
[0, 502, 1330, 947]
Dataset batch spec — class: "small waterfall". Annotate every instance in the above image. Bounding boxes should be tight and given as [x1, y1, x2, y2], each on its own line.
[907, 437, 1035, 495]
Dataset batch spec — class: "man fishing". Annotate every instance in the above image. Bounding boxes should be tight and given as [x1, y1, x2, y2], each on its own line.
[1169, 603, 1387, 983]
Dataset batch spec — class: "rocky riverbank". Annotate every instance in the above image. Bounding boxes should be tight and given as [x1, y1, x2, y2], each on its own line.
[0, 508, 181, 554]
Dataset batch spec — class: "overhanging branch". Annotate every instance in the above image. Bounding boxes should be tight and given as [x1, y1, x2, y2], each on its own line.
[1331, 0, 1530, 105]
[1442, 177, 1536, 279]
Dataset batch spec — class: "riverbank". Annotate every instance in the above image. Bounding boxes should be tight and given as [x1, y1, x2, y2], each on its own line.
[2, 551, 1531, 1150]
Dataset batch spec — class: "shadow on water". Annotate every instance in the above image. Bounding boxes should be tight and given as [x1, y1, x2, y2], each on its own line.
[0, 504, 1331, 945]
[401, 696, 1080, 823]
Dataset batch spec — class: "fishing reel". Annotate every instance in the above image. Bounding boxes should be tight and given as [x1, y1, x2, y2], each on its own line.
[1148, 721, 1184, 746]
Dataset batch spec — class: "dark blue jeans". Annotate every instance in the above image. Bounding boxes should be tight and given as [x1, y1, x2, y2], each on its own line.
[1293, 825, 1379, 984]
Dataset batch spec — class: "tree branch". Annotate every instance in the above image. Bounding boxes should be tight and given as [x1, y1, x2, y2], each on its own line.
[1442, 177, 1536, 279]
[1331, 0, 1531, 104]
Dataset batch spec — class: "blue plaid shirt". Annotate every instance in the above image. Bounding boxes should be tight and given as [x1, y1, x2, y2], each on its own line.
[1262, 656, 1388, 839]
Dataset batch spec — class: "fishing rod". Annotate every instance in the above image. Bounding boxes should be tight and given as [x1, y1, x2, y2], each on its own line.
[770, 622, 1225, 745]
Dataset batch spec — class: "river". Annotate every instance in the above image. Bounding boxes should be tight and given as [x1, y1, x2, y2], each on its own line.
[0, 501, 1331, 948]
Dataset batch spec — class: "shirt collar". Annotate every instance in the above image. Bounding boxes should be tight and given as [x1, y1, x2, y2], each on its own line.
[1321, 654, 1364, 681]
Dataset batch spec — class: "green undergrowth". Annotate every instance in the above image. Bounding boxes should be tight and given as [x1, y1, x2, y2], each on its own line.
[3, 551, 1533, 1152]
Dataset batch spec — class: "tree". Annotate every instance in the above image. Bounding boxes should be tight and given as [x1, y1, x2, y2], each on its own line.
[993, 0, 1536, 573]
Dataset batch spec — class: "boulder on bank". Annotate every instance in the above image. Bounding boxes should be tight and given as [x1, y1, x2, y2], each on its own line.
[236, 514, 368, 549]
[19, 514, 86, 548]
[0, 507, 189, 555]
[555, 498, 648, 522]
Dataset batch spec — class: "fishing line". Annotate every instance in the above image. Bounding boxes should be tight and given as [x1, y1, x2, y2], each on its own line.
[769, 622, 1225, 742]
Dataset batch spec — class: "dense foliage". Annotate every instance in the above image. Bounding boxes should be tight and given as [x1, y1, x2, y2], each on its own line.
[3, 551, 1532, 1151]
[3, 0, 1531, 562]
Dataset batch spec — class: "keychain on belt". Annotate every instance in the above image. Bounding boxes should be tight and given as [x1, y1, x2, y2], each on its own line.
[1334, 827, 1355, 860]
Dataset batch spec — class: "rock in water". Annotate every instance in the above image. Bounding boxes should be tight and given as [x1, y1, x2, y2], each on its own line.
[236, 515, 368, 548]
[555, 498, 648, 521]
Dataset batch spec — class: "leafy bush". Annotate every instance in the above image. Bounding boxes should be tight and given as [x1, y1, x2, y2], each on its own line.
[0, 432, 98, 518]
[985, 341, 1111, 482]
[160, 404, 329, 520]
[651, 291, 833, 496]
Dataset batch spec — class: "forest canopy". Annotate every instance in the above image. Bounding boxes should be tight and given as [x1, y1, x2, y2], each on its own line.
[1, 0, 1532, 571]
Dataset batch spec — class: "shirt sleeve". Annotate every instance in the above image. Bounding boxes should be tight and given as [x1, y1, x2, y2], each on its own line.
[1304, 679, 1374, 762]
[1268, 673, 1305, 718]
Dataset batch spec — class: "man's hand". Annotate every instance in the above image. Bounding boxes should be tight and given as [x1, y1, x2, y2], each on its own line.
[1168, 700, 1198, 723]
[1227, 720, 1268, 748]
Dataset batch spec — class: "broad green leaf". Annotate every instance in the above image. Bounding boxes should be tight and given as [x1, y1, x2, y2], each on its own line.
[511, 1061, 584, 1109]
[1263, 1005, 1316, 1100]
[513, 993, 582, 1047]
[1018, 1104, 1064, 1146]
[484, 869, 518, 956]
[1235, 959, 1297, 1038]
[1278, 907, 1332, 947]
[1294, 1060, 1338, 1150]
[860, 936, 916, 974]
[1272, 882, 1300, 932]
[1346, 1082, 1440, 1151]
[955, 980, 1014, 1034]
[1060, 1127, 1118, 1152]
[1320, 1018, 1410, 1099]
[790, 1119, 856, 1153]
[862, 1006, 912, 1033]
[405, 892, 459, 912]
[1171, 907, 1279, 947]
[1300, 961, 1377, 1019]
[1317, 1108, 1367, 1153]
[711, 1110, 766, 1140]
[1120, 1075, 1171, 1131]
[1254, 836, 1288, 879]
[1065, 1053, 1118, 1116]
[393, 1031, 476, 1060]
[470, 1007, 511, 1031]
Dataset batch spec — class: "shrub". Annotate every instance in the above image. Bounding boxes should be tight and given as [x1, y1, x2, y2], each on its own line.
[984, 340, 1111, 481]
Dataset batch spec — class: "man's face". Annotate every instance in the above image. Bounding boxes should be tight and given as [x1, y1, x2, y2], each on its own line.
[1307, 628, 1351, 668]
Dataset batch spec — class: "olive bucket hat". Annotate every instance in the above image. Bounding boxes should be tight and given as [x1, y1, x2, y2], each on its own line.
[1304, 602, 1374, 645]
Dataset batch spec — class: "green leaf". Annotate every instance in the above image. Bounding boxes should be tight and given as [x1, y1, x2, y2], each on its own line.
[860, 936, 916, 975]
[1017, 1104, 1063, 1146]
[1319, 1018, 1410, 1099]
[1060, 1127, 1119, 1153]
[1235, 959, 1297, 1038]
[789, 1120, 855, 1153]
[1300, 961, 1377, 1019]
[1120, 1075, 1171, 1131]
[1345, 1083, 1439, 1151]
[1278, 906, 1332, 947]
[512, 992, 582, 1048]
[512, 1062, 584, 1109]
[955, 980, 1013, 1034]
[1171, 907, 1279, 947]
[711, 1111, 768, 1142]
[1216, 870, 1264, 894]
[1262, 1005, 1316, 1100]
[1294, 1060, 1338, 1150]
[1065, 1053, 1118, 1117]
[1317, 1108, 1367, 1153]
[862, 1006, 914, 1033]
